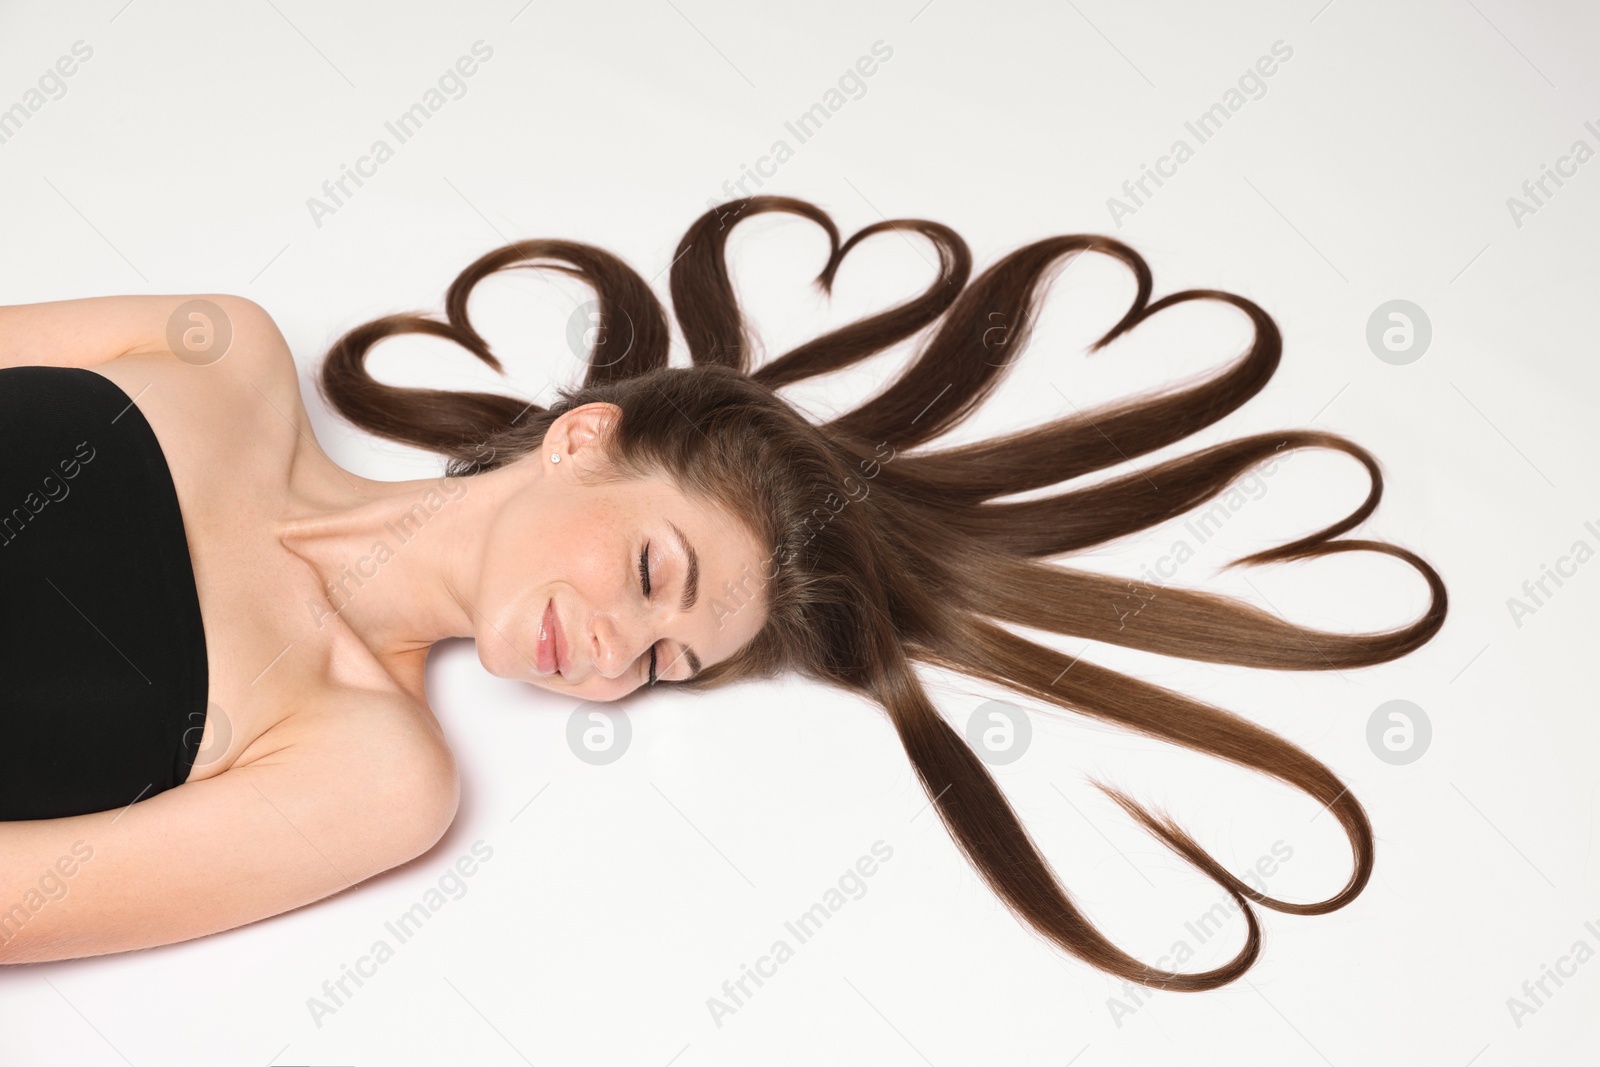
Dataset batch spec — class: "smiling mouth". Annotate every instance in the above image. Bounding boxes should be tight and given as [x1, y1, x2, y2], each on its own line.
[538, 598, 568, 678]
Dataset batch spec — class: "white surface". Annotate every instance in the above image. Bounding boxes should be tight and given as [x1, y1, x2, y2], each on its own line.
[1, 0, 1596, 1063]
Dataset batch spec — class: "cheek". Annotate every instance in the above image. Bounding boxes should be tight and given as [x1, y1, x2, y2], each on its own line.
[563, 545, 618, 594]
[489, 510, 605, 605]
[529, 495, 619, 575]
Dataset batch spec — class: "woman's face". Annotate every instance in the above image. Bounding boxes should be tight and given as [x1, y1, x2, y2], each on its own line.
[471, 404, 771, 701]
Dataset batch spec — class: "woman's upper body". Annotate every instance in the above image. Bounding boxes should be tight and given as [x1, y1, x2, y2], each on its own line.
[0, 293, 768, 964]
[0, 295, 461, 964]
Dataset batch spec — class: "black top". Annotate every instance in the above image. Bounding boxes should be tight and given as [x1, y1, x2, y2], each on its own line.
[0, 366, 210, 821]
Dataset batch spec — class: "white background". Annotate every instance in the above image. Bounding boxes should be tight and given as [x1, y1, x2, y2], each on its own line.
[0, 0, 1596, 1064]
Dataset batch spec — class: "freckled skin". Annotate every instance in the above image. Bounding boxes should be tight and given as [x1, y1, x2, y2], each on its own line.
[472, 404, 770, 700]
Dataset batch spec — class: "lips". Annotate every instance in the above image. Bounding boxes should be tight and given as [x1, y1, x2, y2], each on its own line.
[538, 598, 568, 678]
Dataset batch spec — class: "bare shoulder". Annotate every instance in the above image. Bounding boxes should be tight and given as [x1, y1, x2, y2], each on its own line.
[247, 686, 462, 887]
[0, 687, 460, 963]
[70, 294, 316, 457]
[133, 294, 308, 426]
[240, 685, 462, 851]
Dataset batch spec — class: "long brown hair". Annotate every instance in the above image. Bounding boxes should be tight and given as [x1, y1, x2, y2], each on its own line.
[317, 195, 1446, 992]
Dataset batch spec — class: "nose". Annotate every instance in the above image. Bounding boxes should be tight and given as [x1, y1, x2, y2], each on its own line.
[589, 610, 653, 680]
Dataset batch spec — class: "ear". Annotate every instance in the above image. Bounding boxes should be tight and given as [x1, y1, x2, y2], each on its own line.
[548, 402, 622, 464]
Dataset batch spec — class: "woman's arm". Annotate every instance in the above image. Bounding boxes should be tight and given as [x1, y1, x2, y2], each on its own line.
[0, 293, 283, 370]
[0, 697, 459, 963]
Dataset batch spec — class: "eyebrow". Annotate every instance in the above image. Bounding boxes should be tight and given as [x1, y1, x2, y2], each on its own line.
[666, 519, 702, 677]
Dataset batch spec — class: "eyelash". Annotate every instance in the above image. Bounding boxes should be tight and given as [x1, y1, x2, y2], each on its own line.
[638, 542, 658, 686]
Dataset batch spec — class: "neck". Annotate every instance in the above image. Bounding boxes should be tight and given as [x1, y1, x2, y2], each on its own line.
[275, 464, 510, 664]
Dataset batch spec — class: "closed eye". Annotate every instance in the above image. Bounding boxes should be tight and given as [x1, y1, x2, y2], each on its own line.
[639, 542, 658, 685]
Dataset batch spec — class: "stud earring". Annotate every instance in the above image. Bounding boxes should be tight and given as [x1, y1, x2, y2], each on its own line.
[550, 453, 562, 463]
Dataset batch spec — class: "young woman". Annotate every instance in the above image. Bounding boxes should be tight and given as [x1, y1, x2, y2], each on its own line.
[0, 195, 1446, 989]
